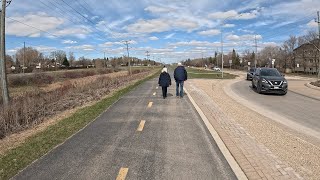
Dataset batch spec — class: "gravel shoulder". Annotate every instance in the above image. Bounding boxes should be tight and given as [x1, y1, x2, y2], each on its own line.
[186, 77, 320, 179]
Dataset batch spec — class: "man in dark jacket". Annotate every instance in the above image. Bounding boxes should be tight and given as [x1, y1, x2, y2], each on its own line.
[174, 62, 187, 98]
[158, 68, 171, 99]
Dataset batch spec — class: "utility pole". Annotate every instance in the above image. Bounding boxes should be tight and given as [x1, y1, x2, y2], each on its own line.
[123, 40, 131, 75]
[316, 11, 320, 80]
[103, 52, 106, 68]
[221, 28, 224, 78]
[0, 0, 11, 105]
[145, 50, 150, 62]
[254, 35, 258, 68]
[23, 42, 25, 73]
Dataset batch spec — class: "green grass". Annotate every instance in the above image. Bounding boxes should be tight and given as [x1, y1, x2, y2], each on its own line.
[0, 70, 159, 180]
[186, 67, 237, 79]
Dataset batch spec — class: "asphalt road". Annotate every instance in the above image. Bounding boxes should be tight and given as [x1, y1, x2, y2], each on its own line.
[231, 80, 320, 133]
[13, 78, 236, 180]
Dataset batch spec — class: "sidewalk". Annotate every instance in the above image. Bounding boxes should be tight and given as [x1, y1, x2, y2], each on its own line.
[185, 80, 303, 180]
[288, 80, 320, 100]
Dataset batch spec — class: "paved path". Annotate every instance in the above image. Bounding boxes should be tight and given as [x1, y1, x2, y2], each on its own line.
[13, 78, 236, 180]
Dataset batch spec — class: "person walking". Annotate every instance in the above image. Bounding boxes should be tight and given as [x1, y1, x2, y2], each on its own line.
[158, 67, 171, 99]
[174, 62, 187, 98]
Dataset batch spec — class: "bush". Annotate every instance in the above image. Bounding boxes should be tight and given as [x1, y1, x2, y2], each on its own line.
[8, 75, 30, 87]
[32, 73, 55, 85]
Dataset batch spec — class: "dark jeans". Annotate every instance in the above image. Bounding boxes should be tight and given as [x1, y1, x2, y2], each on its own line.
[162, 86, 168, 98]
[176, 81, 184, 97]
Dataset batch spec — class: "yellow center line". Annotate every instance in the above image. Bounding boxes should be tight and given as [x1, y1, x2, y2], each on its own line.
[137, 120, 146, 132]
[153, 92, 156, 96]
[147, 102, 153, 108]
[116, 167, 129, 180]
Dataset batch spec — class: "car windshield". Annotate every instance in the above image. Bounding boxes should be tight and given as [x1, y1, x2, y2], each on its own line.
[260, 69, 281, 77]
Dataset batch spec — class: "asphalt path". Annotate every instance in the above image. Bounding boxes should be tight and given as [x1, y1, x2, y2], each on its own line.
[231, 80, 320, 133]
[13, 77, 236, 180]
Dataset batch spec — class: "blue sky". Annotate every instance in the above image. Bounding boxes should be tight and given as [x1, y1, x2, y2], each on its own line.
[5, 0, 320, 63]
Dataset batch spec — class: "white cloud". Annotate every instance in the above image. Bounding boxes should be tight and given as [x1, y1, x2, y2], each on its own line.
[208, 10, 238, 19]
[127, 17, 200, 34]
[164, 33, 175, 39]
[145, 5, 176, 13]
[54, 26, 92, 39]
[307, 20, 318, 28]
[6, 12, 64, 37]
[223, 24, 235, 28]
[127, 19, 171, 33]
[99, 40, 137, 48]
[173, 19, 199, 31]
[149, 36, 159, 40]
[208, 9, 258, 20]
[226, 34, 262, 41]
[169, 40, 221, 47]
[66, 45, 95, 51]
[198, 29, 221, 36]
[34, 45, 57, 53]
[62, 40, 78, 44]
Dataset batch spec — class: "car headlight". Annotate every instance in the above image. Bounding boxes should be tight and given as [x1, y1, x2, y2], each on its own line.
[261, 78, 268, 84]
[283, 80, 287, 84]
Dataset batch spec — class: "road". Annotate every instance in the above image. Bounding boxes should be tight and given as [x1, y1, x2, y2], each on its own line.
[231, 80, 320, 133]
[13, 78, 236, 179]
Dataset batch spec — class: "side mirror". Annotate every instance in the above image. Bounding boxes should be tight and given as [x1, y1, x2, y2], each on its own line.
[281, 74, 285, 77]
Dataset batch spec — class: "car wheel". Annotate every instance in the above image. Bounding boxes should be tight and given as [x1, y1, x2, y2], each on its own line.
[257, 83, 262, 94]
[252, 81, 256, 88]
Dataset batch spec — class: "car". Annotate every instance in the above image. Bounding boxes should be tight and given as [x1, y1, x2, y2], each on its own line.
[252, 68, 288, 95]
[246, 67, 256, 80]
[212, 66, 221, 71]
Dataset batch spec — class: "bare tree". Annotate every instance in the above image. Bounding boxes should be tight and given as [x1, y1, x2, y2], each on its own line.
[282, 35, 298, 70]
[68, 52, 75, 67]
[16, 47, 41, 67]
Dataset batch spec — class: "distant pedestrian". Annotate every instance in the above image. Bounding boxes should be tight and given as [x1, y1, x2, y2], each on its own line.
[174, 62, 187, 98]
[158, 67, 171, 99]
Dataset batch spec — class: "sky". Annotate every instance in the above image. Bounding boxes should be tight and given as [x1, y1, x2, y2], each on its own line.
[5, 0, 320, 63]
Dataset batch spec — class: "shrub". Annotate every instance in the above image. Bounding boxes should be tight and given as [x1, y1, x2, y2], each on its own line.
[32, 73, 55, 85]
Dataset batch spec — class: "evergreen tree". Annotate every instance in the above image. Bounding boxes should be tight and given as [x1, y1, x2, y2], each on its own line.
[62, 56, 70, 67]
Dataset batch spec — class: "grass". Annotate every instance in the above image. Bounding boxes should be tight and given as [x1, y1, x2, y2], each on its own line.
[0, 70, 159, 180]
[186, 67, 237, 79]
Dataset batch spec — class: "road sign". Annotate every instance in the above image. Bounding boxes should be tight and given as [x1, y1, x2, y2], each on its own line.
[297, 64, 300, 68]
[229, 60, 232, 64]
[248, 62, 251, 66]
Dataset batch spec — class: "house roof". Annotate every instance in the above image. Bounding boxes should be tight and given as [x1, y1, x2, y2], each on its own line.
[294, 39, 320, 51]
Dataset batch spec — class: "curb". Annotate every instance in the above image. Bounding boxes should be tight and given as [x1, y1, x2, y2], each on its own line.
[305, 82, 320, 91]
[288, 90, 320, 101]
[184, 88, 248, 180]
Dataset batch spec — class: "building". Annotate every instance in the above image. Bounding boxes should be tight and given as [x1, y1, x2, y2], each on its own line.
[293, 39, 320, 74]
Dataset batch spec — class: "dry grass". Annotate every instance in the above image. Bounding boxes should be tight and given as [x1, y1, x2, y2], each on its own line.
[0, 70, 152, 139]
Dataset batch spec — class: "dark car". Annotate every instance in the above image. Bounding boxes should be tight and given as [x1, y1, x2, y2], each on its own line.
[252, 68, 288, 95]
[246, 67, 256, 80]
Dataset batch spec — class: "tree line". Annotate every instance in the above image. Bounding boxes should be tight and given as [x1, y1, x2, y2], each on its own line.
[182, 31, 319, 73]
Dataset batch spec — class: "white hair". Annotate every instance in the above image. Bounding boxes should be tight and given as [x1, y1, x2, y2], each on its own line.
[162, 67, 168, 73]
[177, 62, 182, 66]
